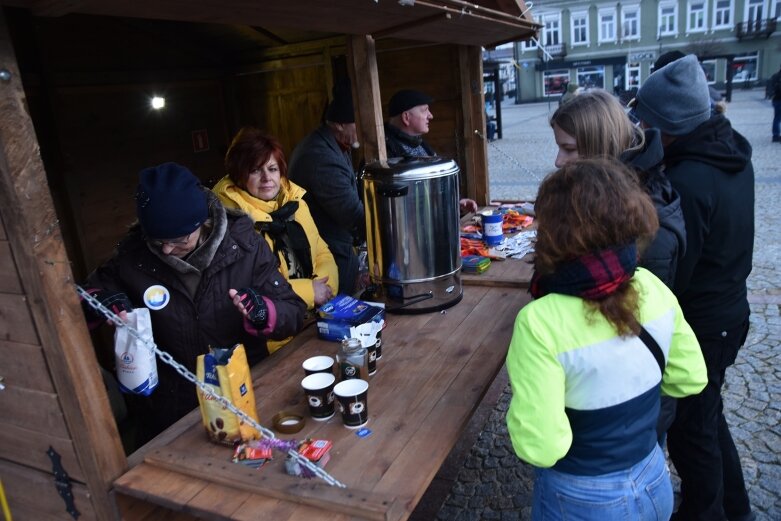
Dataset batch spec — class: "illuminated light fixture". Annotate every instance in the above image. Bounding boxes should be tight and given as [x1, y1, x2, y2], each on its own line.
[151, 96, 166, 110]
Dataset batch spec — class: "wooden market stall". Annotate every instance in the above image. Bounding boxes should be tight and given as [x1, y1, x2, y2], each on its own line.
[0, 1, 538, 519]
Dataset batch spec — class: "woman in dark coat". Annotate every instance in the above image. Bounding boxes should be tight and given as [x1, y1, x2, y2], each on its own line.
[83, 162, 306, 446]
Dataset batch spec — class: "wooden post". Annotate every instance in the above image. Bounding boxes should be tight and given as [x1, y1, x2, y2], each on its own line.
[347, 34, 386, 164]
[0, 9, 126, 519]
[458, 45, 489, 205]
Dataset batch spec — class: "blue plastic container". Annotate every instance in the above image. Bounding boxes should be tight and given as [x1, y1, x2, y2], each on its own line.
[481, 211, 503, 246]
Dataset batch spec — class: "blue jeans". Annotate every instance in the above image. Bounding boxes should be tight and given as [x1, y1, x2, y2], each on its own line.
[773, 99, 781, 138]
[532, 444, 673, 521]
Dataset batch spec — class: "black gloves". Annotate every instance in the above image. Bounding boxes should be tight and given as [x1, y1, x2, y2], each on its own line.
[235, 287, 269, 329]
[82, 288, 133, 324]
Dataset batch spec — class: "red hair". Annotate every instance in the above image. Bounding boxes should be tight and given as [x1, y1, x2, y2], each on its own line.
[224, 127, 287, 189]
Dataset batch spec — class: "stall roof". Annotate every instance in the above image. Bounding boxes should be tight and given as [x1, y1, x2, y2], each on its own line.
[2, 0, 538, 48]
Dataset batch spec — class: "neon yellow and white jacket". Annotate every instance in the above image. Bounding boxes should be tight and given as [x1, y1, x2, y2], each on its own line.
[506, 268, 707, 475]
[213, 177, 338, 353]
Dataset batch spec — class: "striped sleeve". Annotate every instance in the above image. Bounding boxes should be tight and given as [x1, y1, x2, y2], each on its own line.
[505, 308, 573, 468]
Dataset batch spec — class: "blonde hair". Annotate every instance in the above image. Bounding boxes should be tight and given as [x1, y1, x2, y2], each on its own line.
[550, 89, 644, 159]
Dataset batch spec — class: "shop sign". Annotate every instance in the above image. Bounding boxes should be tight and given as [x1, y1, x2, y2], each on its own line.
[628, 51, 657, 62]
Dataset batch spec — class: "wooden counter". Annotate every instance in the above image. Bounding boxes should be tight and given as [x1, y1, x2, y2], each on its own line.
[461, 207, 535, 289]
[461, 254, 534, 289]
[114, 284, 531, 520]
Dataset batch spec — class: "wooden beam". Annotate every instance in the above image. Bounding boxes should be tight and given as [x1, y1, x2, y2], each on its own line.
[141, 448, 406, 521]
[0, 8, 127, 519]
[458, 45, 489, 205]
[347, 34, 386, 164]
[372, 12, 451, 40]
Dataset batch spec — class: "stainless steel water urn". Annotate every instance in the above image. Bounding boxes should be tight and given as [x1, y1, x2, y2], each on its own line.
[361, 156, 462, 313]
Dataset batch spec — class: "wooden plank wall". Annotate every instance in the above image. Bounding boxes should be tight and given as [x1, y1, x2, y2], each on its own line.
[53, 80, 229, 274]
[232, 53, 332, 159]
[0, 212, 96, 520]
[0, 9, 127, 519]
[376, 43, 463, 163]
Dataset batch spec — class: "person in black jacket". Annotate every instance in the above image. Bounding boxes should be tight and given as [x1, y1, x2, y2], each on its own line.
[289, 78, 364, 295]
[550, 89, 685, 288]
[83, 163, 306, 447]
[385, 89, 478, 215]
[635, 54, 756, 521]
[549, 89, 686, 445]
[770, 64, 781, 142]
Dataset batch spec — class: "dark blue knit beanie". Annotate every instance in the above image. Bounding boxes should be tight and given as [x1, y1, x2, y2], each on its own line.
[135, 162, 208, 239]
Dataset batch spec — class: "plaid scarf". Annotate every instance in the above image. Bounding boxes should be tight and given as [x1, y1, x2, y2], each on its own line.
[529, 243, 637, 301]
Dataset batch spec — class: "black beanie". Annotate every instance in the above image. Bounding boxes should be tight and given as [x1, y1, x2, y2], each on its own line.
[653, 50, 685, 71]
[325, 76, 355, 124]
[135, 162, 208, 239]
[389, 89, 433, 117]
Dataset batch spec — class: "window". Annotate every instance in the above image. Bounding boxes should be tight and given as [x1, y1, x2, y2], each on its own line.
[543, 14, 562, 46]
[571, 11, 590, 46]
[713, 0, 732, 29]
[687, 1, 707, 33]
[622, 5, 641, 40]
[732, 52, 758, 82]
[659, 2, 678, 36]
[745, 0, 764, 25]
[701, 60, 717, 84]
[626, 62, 641, 90]
[774, 0, 781, 19]
[543, 69, 570, 97]
[577, 66, 605, 89]
[599, 7, 617, 43]
[522, 38, 538, 52]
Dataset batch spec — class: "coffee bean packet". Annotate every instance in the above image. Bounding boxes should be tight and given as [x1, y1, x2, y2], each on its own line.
[196, 344, 261, 445]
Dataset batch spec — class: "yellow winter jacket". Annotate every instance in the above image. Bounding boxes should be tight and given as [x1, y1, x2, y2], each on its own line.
[213, 176, 338, 353]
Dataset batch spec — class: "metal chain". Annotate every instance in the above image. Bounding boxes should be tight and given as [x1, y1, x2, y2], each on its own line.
[474, 129, 544, 183]
[76, 285, 346, 488]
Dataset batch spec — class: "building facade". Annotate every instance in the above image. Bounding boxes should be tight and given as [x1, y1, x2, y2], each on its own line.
[512, 0, 781, 102]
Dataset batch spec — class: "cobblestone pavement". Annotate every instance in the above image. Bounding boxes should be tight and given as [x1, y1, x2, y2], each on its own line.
[433, 89, 781, 520]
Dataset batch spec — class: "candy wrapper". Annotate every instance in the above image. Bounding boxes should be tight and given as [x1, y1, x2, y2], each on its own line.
[285, 439, 333, 477]
[232, 440, 274, 469]
[196, 344, 261, 445]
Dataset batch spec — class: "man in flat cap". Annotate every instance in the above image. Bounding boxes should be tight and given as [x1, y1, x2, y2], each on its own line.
[385, 89, 478, 214]
[289, 77, 364, 296]
[635, 54, 756, 521]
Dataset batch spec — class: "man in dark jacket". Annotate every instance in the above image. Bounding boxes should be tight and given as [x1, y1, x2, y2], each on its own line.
[385, 89, 478, 215]
[289, 78, 364, 295]
[635, 54, 756, 521]
[770, 64, 781, 142]
[84, 163, 306, 446]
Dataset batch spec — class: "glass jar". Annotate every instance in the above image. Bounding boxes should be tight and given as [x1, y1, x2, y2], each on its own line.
[337, 337, 368, 381]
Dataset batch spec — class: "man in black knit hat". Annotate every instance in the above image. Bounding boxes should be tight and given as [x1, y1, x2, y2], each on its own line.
[635, 54, 756, 521]
[289, 77, 364, 295]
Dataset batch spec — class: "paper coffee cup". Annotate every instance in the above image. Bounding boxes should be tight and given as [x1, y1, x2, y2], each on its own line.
[302, 355, 335, 376]
[334, 379, 369, 429]
[301, 372, 336, 421]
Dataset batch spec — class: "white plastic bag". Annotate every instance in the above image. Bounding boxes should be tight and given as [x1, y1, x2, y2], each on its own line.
[114, 308, 158, 395]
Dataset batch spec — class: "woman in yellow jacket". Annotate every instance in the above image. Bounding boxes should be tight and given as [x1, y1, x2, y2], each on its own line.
[214, 127, 338, 353]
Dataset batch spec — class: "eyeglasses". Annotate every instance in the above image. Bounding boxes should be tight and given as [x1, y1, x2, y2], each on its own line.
[148, 231, 193, 248]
